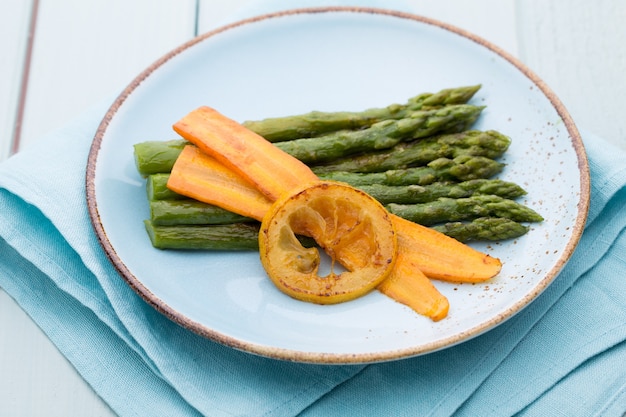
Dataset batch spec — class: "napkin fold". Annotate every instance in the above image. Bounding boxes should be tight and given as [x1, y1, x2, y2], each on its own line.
[2, 3, 626, 417]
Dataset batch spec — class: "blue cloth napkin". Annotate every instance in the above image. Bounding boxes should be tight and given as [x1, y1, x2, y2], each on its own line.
[2, 3, 626, 417]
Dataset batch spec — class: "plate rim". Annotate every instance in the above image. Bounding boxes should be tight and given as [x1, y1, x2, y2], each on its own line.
[85, 6, 591, 364]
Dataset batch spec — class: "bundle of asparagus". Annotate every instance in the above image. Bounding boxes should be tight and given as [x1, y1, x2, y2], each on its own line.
[133, 85, 543, 250]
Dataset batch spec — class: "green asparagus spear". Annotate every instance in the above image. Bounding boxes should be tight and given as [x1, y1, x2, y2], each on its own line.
[147, 173, 185, 200]
[144, 220, 261, 250]
[386, 195, 544, 226]
[311, 130, 511, 174]
[317, 155, 505, 186]
[146, 156, 507, 201]
[427, 155, 505, 181]
[134, 139, 187, 177]
[417, 85, 483, 106]
[147, 180, 528, 225]
[241, 85, 482, 142]
[144, 216, 529, 250]
[144, 221, 316, 250]
[431, 217, 530, 242]
[132, 129, 507, 180]
[150, 200, 251, 226]
[359, 179, 527, 205]
[274, 104, 484, 164]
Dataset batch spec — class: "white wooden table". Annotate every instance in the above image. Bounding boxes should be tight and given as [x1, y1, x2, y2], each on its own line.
[1, 1, 624, 415]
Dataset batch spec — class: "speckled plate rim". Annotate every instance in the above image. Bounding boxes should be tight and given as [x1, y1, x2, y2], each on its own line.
[85, 7, 590, 364]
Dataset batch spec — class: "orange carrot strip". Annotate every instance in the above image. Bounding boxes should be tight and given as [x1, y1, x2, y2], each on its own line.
[391, 215, 502, 283]
[173, 106, 319, 200]
[168, 145, 271, 221]
[378, 251, 449, 321]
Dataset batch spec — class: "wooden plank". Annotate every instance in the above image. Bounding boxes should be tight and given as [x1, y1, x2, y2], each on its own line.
[0, 0, 33, 161]
[197, 0, 256, 31]
[18, 0, 198, 150]
[516, 0, 626, 149]
[0, 1, 198, 416]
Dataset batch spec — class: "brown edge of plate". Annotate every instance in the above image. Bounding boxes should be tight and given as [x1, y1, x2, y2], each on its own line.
[85, 6, 591, 364]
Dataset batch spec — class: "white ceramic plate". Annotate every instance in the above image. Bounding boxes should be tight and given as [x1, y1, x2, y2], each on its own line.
[86, 7, 589, 364]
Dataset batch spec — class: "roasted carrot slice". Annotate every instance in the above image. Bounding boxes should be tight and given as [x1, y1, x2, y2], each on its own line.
[168, 145, 271, 221]
[391, 215, 502, 283]
[173, 106, 319, 200]
[378, 251, 449, 321]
